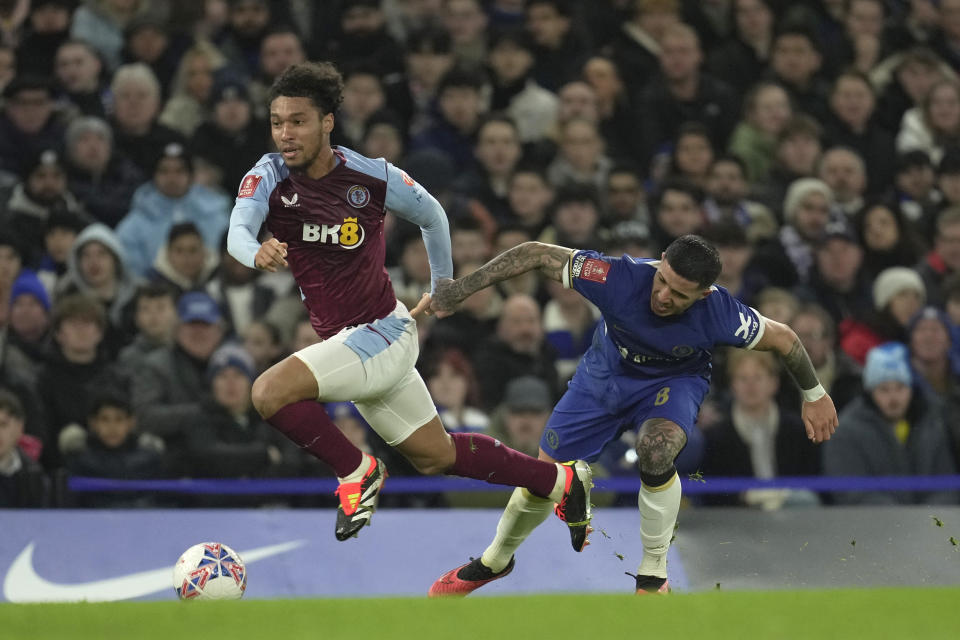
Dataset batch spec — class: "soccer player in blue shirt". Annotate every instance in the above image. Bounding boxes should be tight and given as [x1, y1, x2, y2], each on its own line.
[227, 62, 592, 545]
[425, 236, 839, 595]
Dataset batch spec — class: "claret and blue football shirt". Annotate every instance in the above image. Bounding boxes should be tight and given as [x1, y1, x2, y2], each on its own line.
[227, 146, 453, 338]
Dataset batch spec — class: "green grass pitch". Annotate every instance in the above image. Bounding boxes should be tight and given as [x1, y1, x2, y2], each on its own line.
[4, 589, 960, 640]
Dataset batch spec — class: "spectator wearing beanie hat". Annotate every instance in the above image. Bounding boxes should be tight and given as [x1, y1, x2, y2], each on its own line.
[64, 115, 144, 227]
[825, 342, 959, 505]
[840, 265, 927, 365]
[752, 177, 836, 288]
[7, 269, 52, 372]
[3, 148, 90, 267]
[115, 142, 230, 277]
[0, 76, 65, 177]
[179, 342, 300, 487]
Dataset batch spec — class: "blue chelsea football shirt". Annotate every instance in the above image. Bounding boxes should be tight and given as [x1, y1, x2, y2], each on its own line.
[561, 250, 766, 385]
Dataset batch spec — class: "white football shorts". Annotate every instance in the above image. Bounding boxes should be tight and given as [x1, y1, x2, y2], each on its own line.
[293, 300, 437, 445]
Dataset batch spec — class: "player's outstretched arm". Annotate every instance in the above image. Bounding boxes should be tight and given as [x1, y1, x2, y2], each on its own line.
[753, 318, 839, 444]
[431, 242, 573, 314]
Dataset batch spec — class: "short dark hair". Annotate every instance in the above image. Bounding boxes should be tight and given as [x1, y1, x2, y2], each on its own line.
[608, 161, 643, 180]
[53, 294, 106, 331]
[407, 25, 452, 55]
[832, 68, 873, 95]
[168, 221, 202, 244]
[700, 220, 748, 248]
[943, 272, 960, 302]
[437, 65, 486, 95]
[476, 112, 520, 140]
[675, 121, 712, 143]
[551, 183, 600, 215]
[87, 387, 133, 419]
[778, 114, 822, 144]
[657, 177, 705, 207]
[527, 0, 573, 16]
[135, 281, 176, 305]
[268, 61, 344, 115]
[774, 26, 822, 55]
[663, 235, 721, 288]
[0, 388, 25, 421]
[711, 154, 748, 177]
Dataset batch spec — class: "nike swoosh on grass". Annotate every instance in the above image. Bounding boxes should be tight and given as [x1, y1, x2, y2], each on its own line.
[2, 540, 305, 603]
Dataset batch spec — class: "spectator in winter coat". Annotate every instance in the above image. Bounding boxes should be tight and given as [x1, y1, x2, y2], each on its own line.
[64, 116, 145, 227]
[132, 291, 225, 450]
[700, 349, 819, 508]
[824, 342, 958, 505]
[6, 269, 52, 377]
[1, 148, 90, 268]
[115, 143, 230, 277]
[57, 222, 141, 356]
[182, 343, 299, 482]
[0, 76, 66, 177]
[116, 282, 177, 375]
[147, 222, 219, 298]
[472, 293, 560, 411]
[37, 293, 115, 470]
[0, 389, 48, 507]
[840, 266, 927, 365]
[63, 387, 164, 507]
[917, 206, 960, 306]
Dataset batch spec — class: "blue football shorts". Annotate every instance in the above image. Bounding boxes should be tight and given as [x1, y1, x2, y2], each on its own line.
[539, 373, 710, 462]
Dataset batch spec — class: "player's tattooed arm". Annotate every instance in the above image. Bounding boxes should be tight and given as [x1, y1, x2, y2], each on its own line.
[755, 317, 839, 443]
[781, 337, 820, 391]
[754, 318, 819, 390]
[432, 242, 572, 313]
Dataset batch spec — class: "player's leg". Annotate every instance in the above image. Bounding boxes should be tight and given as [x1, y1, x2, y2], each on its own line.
[635, 417, 684, 594]
[350, 302, 590, 513]
[429, 452, 556, 597]
[631, 376, 708, 594]
[480, 449, 559, 573]
[264, 327, 414, 541]
[251, 355, 364, 480]
[428, 387, 623, 597]
[359, 374, 586, 508]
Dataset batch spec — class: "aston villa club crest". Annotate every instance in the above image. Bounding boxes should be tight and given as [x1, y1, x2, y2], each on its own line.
[347, 185, 370, 208]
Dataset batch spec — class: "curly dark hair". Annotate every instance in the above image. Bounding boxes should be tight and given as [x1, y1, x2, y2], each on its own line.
[267, 61, 344, 115]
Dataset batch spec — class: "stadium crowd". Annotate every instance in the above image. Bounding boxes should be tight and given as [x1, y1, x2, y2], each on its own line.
[0, 0, 959, 509]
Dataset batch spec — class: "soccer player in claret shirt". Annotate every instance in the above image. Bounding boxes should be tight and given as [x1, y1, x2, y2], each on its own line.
[226, 61, 593, 544]
[426, 236, 839, 595]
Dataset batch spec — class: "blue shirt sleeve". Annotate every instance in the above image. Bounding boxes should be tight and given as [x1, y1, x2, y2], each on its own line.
[227, 156, 282, 269]
[563, 249, 633, 313]
[384, 162, 453, 293]
[706, 287, 766, 349]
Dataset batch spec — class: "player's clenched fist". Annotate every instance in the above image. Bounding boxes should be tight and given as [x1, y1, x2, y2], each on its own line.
[255, 237, 288, 272]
